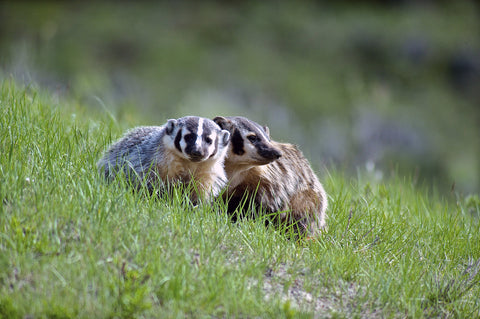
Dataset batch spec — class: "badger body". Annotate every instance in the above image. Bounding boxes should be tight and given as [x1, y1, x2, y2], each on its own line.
[213, 116, 327, 237]
[97, 116, 230, 203]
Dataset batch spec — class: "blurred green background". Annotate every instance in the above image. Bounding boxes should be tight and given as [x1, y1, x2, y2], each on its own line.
[1, 1, 479, 194]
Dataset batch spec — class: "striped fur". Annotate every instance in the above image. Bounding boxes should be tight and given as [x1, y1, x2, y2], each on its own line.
[97, 116, 230, 203]
[213, 116, 327, 237]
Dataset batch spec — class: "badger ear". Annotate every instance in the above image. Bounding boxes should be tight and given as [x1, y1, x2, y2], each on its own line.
[165, 119, 177, 135]
[263, 126, 270, 138]
[213, 116, 231, 131]
[221, 130, 231, 146]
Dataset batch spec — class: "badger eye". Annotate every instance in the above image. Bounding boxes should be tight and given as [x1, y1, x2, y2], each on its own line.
[247, 135, 259, 143]
[204, 137, 212, 144]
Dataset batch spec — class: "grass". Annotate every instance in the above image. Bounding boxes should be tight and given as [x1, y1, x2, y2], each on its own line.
[1, 80, 479, 318]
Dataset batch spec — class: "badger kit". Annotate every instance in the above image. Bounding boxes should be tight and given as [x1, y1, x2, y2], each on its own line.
[97, 116, 231, 204]
[99, 115, 327, 237]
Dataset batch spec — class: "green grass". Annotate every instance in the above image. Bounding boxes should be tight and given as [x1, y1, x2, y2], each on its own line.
[1, 80, 479, 318]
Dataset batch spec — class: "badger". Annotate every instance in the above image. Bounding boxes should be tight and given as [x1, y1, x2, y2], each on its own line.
[213, 116, 327, 237]
[97, 116, 231, 203]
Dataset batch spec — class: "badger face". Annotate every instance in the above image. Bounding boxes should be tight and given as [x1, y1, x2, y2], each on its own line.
[213, 116, 282, 165]
[165, 116, 230, 162]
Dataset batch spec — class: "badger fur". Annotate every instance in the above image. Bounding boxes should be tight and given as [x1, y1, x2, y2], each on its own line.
[98, 116, 230, 203]
[213, 116, 327, 237]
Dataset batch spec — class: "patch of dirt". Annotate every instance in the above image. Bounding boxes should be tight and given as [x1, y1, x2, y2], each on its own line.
[260, 263, 383, 318]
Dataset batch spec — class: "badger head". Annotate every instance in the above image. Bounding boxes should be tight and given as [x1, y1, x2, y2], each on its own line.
[213, 116, 282, 166]
[164, 116, 230, 162]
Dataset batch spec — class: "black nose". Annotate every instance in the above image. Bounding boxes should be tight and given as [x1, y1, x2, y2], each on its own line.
[259, 148, 282, 160]
[190, 150, 202, 157]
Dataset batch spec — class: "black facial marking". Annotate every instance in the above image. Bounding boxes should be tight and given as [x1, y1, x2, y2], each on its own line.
[184, 133, 196, 143]
[231, 129, 245, 155]
[184, 134, 198, 156]
[174, 130, 182, 152]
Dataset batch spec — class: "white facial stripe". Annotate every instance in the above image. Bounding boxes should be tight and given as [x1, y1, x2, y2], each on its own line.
[245, 140, 257, 153]
[179, 127, 187, 153]
[256, 126, 269, 141]
[195, 118, 204, 149]
[207, 132, 216, 155]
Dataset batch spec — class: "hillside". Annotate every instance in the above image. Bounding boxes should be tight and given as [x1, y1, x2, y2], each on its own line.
[1, 81, 479, 318]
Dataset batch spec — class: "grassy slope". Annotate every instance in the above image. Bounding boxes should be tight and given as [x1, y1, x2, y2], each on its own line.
[1, 81, 479, 318]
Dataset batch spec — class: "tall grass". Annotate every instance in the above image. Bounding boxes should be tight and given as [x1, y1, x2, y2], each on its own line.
[1, 80, 479, 318]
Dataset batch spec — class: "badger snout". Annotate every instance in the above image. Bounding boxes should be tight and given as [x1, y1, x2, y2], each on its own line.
[188, 149, 205, 162]
[257, 146, 282, 163]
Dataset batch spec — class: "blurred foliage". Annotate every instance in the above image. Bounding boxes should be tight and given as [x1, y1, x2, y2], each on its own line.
[1, 1, 479, 194]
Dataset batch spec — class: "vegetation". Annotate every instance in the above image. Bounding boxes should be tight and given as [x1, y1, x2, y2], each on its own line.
[1, 80, 479, 318]
[1, 2, 479, 317]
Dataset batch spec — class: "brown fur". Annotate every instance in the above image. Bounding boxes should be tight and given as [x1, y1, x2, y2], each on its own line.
[214, 116, 327, 237]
